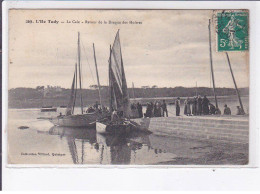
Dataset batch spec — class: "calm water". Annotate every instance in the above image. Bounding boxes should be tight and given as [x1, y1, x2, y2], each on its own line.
[8, 96, 249, 165]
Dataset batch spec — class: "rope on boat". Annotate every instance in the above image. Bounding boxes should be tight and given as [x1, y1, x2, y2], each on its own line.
[81, 42, 96, 86]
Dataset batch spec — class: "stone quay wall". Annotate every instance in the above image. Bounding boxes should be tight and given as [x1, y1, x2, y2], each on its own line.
[133, 116, 249, 144]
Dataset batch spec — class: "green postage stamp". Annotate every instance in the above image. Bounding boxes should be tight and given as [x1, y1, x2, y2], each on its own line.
[216, 11, 249, 52]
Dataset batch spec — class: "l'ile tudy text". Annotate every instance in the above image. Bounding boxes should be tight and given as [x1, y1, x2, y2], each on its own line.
[25, 19, 142, 25]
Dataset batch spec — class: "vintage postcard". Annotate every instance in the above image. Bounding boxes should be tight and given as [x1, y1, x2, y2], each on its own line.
[7, 9, 249, 165]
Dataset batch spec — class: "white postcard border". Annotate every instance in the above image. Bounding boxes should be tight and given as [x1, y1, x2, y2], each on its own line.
[2, 0, 260, 190]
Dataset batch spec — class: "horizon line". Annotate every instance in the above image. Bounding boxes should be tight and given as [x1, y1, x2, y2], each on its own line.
[8, 86, 250, 90]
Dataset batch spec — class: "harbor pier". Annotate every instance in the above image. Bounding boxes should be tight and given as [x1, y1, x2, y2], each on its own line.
[134, 116, 249, 144]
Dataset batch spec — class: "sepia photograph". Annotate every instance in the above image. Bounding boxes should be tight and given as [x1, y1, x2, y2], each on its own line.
[7, 9, 249, 165]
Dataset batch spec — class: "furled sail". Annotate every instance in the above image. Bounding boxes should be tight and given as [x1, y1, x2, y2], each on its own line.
[66, 64, 77, 116]
[109, 30, 130, 117]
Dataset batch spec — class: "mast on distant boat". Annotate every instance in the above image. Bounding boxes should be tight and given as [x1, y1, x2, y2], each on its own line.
[108, 45, 113, 112]
[65, 63, 77, 116]
[208, 19, 218, 109]
[78, 32, 84, 114]
[132, 82, 135, 100]
[195, 81, 198, 97]
[93, 43, 103, 108]
[72, 63, 78, 114]
[118, 30, 130, 117]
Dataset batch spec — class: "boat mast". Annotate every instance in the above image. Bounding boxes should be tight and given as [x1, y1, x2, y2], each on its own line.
[195, 81, 198, 97]
[225, 52, 245, 114]
[72, 63, 78, 114]
[208, 19, 218, 109]
[117, 29, 130, 117]
[93, 43, 103, 107]
[109, 45, 113, 112]
[65, 64, 77, 116]
[132, 82, 135, 100]
[78, 32, 84, 114]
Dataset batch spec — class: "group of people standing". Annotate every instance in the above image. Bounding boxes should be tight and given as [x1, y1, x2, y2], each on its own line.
[144, 100, 168, 118]
[179, 95, 221, 116]
[130, 96, 244, 118]
[176, 95, 243, 116]
[130, 102, 144, 118]
[131, 100, 168, 118]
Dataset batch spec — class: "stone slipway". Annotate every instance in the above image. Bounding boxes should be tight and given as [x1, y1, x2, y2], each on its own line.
[133, 115, 249, 144]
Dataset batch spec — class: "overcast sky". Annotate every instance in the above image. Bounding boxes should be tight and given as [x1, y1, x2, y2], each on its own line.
[9, 10, 249, 89]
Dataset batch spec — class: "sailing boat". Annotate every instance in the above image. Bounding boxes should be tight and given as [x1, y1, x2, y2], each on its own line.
[49, 32, 109, 127]
[96, 30, 143, 134]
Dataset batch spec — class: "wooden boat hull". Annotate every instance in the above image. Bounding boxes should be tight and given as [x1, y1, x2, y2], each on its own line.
[96, 121, 132, 134]
[49, 112, 109, 127]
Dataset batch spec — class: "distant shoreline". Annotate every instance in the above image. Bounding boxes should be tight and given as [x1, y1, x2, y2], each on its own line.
[131, 95, 249, 100]
[8, 95, 249, 109]
[8, 86, 249, 109]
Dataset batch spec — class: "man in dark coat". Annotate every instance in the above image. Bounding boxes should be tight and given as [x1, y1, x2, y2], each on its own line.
[153, 101, 161, 117]
[145, 102, 153, 118]
[209, 103, 216, 115]
[224, 104, 231, 115]
[202, 95, 210, 115]
[197, 95, 202, 115]
[175, 97, 181, 116]
[162, 100, 168, 117]
[150, 102, 154, 117]
[94, 101, 99, 110]
[137, 102, 143, 118]
[192, 97, 197, 115]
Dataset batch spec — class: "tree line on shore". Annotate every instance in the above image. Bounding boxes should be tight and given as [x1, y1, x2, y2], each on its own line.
[8, 86, 249, 108]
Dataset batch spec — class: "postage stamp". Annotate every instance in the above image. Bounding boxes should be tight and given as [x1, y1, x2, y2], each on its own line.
[216, 10, 249, 52]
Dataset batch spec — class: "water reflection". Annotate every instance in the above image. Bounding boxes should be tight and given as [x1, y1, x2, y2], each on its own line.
[41, 126, 153, 164]
[96, 132, 151, 165]
[9, 108, 249, 165]
[101, 134, 132, 165]
[34, 125, 223, 165]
